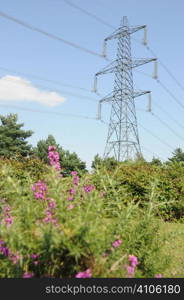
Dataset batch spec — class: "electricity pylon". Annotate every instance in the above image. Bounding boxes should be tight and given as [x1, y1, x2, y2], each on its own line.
[93, 16, 157, 161]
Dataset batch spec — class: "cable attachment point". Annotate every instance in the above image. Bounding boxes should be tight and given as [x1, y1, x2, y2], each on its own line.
[143, 26, 147, 45]
[153, 59, 158, 79]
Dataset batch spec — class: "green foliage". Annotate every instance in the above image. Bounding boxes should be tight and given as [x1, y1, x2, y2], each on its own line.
[34, 135, 86, 175]
[0, 159, 169, 278]
[168, 148, 184, 163]
[91, 154, 118, 170]
[92, 161, 184, 221]
[0, 114, 33, 158]
[150, 157, 162, 166]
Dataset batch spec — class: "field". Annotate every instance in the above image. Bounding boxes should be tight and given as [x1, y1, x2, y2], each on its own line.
[160, 222, 184, 277]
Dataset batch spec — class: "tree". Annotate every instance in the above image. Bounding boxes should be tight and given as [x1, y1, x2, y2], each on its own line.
[34, 135, 87, 175]
[91, 154, 118, 170]
[168, 148, 184, 163]
[0, 114, 33, 158]
[150, 157, 162, 166]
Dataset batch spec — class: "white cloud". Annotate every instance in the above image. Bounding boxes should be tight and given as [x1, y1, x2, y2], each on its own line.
[0, 75, 65, 107]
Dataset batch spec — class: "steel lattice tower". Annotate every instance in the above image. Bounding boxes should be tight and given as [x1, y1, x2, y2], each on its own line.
[93, 16, 157, 161]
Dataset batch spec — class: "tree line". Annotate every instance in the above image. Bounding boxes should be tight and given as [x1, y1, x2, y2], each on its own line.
[0, 113, 184, 173]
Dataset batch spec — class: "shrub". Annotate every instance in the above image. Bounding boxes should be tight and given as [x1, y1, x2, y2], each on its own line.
[0, 161, 169, 278]
[92, 161, 184, 221]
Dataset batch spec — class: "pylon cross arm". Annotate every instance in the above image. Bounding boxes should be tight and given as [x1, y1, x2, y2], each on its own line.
[104, 25, 146, 42]
[132, 58, 156, 68]
[133, 90, 150, 98]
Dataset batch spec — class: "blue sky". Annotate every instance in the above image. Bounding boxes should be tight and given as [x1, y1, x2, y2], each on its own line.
[0, 0, 184, 168]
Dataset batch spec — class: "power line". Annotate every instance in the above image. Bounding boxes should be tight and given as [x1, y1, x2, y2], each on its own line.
[135, 69, 184, 112]
[141, 145, 164, 160]
[0, 75, 98, 103]
[156, 79, 184, 110]
[0, 103, 96, 120]
[0, 10, 104, 58]
[132, 37, 184, 95]
[0, 66, 91, 92]
[53, 0, 184, 98]
[135, 82, 184, 137]
[138, 122, 174, 150]
[153, 101, 184, 131]
[60, 0, 116, 29]
[146, 44, 184, 93]
[151, 112, 184, 142]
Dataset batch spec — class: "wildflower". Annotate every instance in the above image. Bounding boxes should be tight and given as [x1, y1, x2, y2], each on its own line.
[71, 171, 78, 176]
[48, 145, 61, 171]
[69, 188, 76, 195]
[73, 176, 79, 186]
[5, 216, 13, 226]
[67, 204, 74, 210]
[32, 181, 47, 200]
[83, 184, 95, 193]
[2, 205, 14, 227]
[128, 255, 139, 267]
[0, 246, 10, 257]
[30, 254, 39, 260]
[43, 205, 57, 225]
[43, 216, 52, 223]
[23, 272, 34, 278]
[10, 254, 20, 264]
[155, 274, 162, 278]
[67, 196, 74, 201]
[3, 206, 11, 214]
[127, 266, 135, 277]
[30, 254, 40, 265]
[112, 239, 122, 248]
[75, 269, 92, 278]
[48, 200, 57, 209]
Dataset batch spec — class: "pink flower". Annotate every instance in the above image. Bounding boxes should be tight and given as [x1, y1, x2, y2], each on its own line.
[5, 216, 13, 225]
[67, 196, 74, 201]
[127, 266, 135, 277]
[3, 206, 11, 214]
[48, 200, 57, 209]
[67, 204, 74, 210]
[30, 254, 39, 260]
[112, 239, 122, 248]
[71, 171, 78, 176]
[45, 209, 53, 217]
[51, 218, 58, 225]
[155, 274, 162, 278]
[10, 254, 20, 264]
[128, 255, 138, 267]
[83, 185, 95, 193]
[0, 246, 10, 257]
[75, 269, 92, 278]
[69, 188, 76, 195]
[32, 181, 47, 200]
[73, 176, 79, 186]
[48, 145, 61, 171]
[43, 216, 52, 223]
[48, 146, 56, 151]
[23, 272, 34, 278]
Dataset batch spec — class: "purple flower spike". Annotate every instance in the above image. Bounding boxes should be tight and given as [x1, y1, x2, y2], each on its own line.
[75, 269, 92, 278]
[155, 274, 162, 278]
[112, 239, 122, 248]
[23, 272, 34, 278]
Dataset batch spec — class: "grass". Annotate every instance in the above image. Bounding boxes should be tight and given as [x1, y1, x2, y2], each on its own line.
[159, 221, 184, 277]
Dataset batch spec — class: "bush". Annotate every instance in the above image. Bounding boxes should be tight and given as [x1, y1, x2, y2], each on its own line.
[0, 160, 169, 278]
[92, 161, 184, 221]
